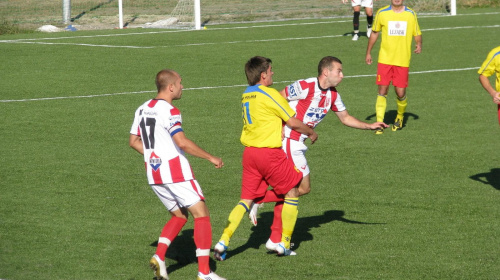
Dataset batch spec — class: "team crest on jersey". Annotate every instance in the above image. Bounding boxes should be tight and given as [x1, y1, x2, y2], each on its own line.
[149, 152, 162, 171]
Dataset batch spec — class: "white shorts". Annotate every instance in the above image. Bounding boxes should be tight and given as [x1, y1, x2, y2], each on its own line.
[151, 180, 205, 212]
[282, 138, 310, 177]
[350, 0, 373, 8]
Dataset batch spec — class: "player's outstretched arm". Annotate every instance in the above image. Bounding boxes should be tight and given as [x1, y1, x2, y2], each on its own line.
[335, 110, 388, 130]
[172, 131, 224, 168]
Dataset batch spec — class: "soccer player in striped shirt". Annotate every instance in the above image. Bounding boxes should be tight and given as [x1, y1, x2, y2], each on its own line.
[478, 46, 500, 124]
[366, 0, 422, 134]
[129, 69, 226, 280]
[248, 56, 387, 251]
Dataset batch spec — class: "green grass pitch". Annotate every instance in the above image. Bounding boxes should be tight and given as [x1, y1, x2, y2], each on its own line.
[1, 7, 500, 280]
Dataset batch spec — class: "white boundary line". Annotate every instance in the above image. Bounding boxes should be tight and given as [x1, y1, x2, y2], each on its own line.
[1, 24, 498, 49]
[0, 67, 479, 103]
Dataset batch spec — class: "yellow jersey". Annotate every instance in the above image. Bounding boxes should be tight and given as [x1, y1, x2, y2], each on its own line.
[373, 5, 422, 67]
[240, 84, 296, 148]
[478, 46, 500, 92]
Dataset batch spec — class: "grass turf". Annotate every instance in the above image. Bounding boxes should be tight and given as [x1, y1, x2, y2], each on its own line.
[1, 7, 500, 280]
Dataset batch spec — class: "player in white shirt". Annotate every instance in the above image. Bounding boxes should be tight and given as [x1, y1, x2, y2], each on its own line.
[342, 0, 375, 41]
[249, 56, 387, 253]
[129, 69, 226, 280]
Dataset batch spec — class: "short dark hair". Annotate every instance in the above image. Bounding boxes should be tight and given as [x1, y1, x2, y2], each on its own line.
[245, 56, 272, 86]
[155, 69, 177, 92]
[318, 56, 342, 76]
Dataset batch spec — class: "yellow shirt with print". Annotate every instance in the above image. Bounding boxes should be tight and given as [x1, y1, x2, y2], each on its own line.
[240, 84, 296, 148]
[373, 5, 422, 67]
[478, 46, 500, 92]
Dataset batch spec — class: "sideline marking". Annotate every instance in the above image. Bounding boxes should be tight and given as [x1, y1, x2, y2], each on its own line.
[0, 67, 479, 103]
[2, 24, 498, 49]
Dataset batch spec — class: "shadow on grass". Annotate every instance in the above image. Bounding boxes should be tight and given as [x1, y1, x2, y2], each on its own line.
[223, 209, 384, 260]
[148, 210, 384, 272]
[469, 168, 500, 190]
[150, 229, 222, 276]
[343, 31, 369, 38]
[71, 0, 114, 22]
[365, 110, 420, 129]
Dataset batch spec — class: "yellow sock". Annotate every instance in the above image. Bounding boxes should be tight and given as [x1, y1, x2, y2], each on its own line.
[396, 96, 407, 119]
[281, 198, 299, 248]
[376, 95, 387, 123]
[220, 200, 250, 245]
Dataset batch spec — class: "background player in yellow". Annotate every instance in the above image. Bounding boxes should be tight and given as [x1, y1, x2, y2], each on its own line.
[478, 46, 500, 103]
[365, 0, 422, 134]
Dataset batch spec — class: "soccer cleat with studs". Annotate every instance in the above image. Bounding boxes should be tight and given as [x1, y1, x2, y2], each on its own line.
[197, 271, 227, 280]
[275, 242, 297, 256]
[392, 117, 403, 131]
[213, 241, 228, 261]
[150, 254, 168, 280]
[265, 238, 279, 252]
[352, 33, 359, 41]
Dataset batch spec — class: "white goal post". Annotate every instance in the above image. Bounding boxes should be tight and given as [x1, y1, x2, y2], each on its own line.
[75, 0, 456, 30]
[118, 0, 201, 29]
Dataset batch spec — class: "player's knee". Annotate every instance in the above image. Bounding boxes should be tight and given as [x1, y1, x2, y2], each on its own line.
[299, 186, 311, 196]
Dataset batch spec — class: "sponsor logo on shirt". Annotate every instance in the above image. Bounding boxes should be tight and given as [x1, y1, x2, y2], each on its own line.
[169, 115, 182, 127]
[388, 21, 407, 36]
[143, 110, 158, 116]
[288, 84, 298, 98]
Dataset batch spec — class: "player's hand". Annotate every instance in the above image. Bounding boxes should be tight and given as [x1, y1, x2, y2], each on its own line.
[308, 131, 318, 144]
[370, 122, 389, 130]
[414, 44, 422, 54]
[366, 54, 373, 65]
[210, 157, 224, 168]
[342, 0, 348, 4]
[492, 93, 500, 104]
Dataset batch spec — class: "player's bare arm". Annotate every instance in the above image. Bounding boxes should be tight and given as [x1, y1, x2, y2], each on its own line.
[172, 131, 224, 168]
[479, 74, 500, 104]
[365, 31, 380, 65]
[129, 134, 144, 155]
[414, 35, 422, 54]
[285, 117, 318, 143]
[279, 88, 287, 99]
[335, 110, 388, 130]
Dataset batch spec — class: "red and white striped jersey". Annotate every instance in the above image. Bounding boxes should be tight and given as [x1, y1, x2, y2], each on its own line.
[283, 77, 346, 142]
[130, 99, 195, 185]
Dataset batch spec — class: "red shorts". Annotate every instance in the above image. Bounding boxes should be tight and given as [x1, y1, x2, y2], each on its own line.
[497, 104, 500, 125]
[376, 63, 409, 88]
[241, 147, 302, 200]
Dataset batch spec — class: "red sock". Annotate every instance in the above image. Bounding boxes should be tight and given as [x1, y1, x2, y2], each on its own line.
[269, 202, 283, 243]
[194, 216, 211, 275]
[156, 216, 187, 261]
